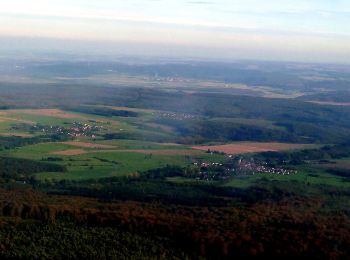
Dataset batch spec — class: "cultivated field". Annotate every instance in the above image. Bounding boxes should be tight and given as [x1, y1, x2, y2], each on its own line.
[192, 142, 310, 155]
[7, 109, 86, 119]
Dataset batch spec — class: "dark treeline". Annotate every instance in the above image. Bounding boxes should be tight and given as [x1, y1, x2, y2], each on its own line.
[66, 106, 138, 117]
[36, 165, 230, 206]
[41, 178, 228, 206]
[254, 142, 350, 166]
[155, 118, 302, 144]
[0, 135, 70, 150]
[0, 157, 66, 182]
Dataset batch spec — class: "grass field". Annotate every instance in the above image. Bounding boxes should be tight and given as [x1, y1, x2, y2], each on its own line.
[36, 151, 195, 180]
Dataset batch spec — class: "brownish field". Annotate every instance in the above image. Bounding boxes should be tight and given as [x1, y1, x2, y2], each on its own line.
[158, 143, 181, 146]
[192, 142, 309, 155]
[0, 132, 33, 137]
[145, 123, 175, 133]
[62, 141, 117, 149]
[318, 160, 350, 170]
[8, 109, 86, 119]
[333, 161, 350, 169]
[0, 116, 36, 125]
[52, 149, 87, 156]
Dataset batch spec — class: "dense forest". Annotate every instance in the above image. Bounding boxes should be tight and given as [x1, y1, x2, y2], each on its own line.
[0, 186, 349, 259]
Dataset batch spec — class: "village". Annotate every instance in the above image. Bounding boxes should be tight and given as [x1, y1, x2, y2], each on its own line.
[191, 156, 297, 181]
[13, 122, 104, 138]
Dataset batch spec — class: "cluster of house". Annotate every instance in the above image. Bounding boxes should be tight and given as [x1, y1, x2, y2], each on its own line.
[153, 111, 196, 120]
[236, 159, 298, 176]
[192, 162, 234, 181]
[153, 76, 191, 83]
[34, 122, 103, 138]
[193, 162, 223, 167]
[190, 157, 297, 181]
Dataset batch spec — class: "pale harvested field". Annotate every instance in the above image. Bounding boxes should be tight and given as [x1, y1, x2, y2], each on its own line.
[8, 109, 86, 119]
[319, 161, 350, 170]
[309, 101, 350, 106]
[158, 143, 181, 146]
[52, 149, 87, 156]
[192, 142, 310, 155]
[0, 116, 36, 125]
[62, 141, 117, 149]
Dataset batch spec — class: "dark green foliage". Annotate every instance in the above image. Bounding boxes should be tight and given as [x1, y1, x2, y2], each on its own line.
[67, 106, 138, 117]
[255, 142, 350, 165]
[44, 177, 227, 206]
[0, 157, 66, 182]
[0, 135, 70, 150]
[0, 219, 186, 259]
[42, 157, 64, 162]
[157, 118, 300, 143]
[327, 168, 350, 179]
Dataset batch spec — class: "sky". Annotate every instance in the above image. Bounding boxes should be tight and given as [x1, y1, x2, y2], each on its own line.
[0, 0, 350, 63]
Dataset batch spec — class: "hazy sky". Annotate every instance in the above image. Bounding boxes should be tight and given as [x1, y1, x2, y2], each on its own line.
[1, 0, 350, 63]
